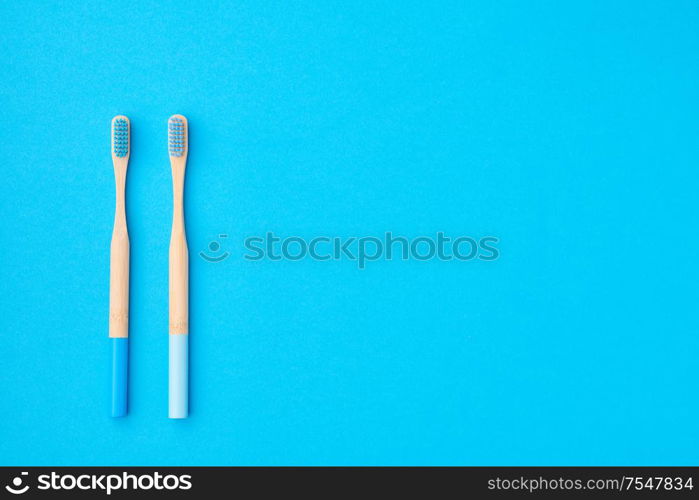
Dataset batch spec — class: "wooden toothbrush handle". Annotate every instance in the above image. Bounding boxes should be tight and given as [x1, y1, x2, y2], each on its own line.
[169, 164, 188, 335]
[109, 166, 129, 339]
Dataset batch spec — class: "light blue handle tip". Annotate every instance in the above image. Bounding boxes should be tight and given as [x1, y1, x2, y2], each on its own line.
[111, 337, 128, 417]
[169, 334, 189, 419]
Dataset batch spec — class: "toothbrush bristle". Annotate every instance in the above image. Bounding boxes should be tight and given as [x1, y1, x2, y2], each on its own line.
[112, 118, 129, 158]
[168, 116, 186, 157]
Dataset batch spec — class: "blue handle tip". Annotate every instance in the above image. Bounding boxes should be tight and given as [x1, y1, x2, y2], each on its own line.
[111, 337, 128, 417]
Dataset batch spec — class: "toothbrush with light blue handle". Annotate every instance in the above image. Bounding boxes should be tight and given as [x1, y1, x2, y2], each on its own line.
[109, 116, 130, 417]
[168, 115, 189, 418]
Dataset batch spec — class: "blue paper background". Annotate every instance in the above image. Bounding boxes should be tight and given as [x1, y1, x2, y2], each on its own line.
[1, 1, 697, 465]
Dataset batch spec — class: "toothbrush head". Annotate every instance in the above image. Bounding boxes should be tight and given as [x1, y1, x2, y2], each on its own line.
[168, 115, 188, 158]
[111, 116, 130, 159]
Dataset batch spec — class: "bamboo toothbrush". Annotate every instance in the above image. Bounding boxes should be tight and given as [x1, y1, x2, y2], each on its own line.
[109, 116, 130, 417]
[168, 115, 189, 418]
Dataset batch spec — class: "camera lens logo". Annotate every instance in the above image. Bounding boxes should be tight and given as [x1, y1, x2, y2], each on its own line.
[199, 234, 230, 263]
[5, 472, 29, 495]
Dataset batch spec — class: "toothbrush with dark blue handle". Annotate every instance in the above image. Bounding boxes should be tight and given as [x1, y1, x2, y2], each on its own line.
[109, 116, 130, 417]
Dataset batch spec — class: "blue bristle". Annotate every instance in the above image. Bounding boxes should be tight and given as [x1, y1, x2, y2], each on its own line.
[112, 119, 129, 157]
[169, 117, 186, 157]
